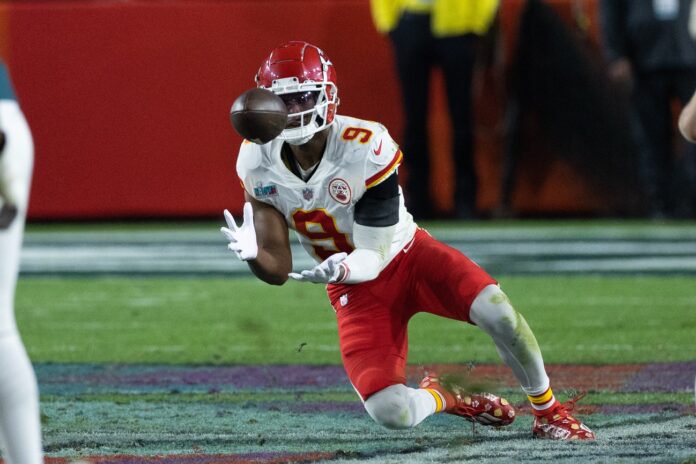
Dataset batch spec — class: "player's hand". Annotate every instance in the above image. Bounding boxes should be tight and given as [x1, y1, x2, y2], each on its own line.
[220, 202, 258, 261]
[288, 252, 347, 284]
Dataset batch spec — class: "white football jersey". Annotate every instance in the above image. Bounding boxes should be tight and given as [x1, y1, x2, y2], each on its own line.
[237, 115, 417, 265]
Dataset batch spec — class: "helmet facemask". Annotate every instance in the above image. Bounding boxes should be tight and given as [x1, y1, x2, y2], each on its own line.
[261, 77, 338, 145]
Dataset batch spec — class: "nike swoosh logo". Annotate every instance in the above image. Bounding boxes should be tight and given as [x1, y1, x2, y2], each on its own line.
[373, 140, 383, 156]
[402, 234, 417, 253]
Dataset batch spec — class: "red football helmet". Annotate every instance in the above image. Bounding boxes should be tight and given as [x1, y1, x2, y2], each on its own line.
[255, 41, 339, 145]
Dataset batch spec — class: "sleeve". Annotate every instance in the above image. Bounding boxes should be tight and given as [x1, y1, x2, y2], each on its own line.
[236, 140, 262, 198]
[364, 128, 403, 190]
[598, 0, 627, 62]
[369, 0, 403, 34]
[334, 222, 396, 284]
[354, 172, 399, 226]
[0, 99, 33, 213]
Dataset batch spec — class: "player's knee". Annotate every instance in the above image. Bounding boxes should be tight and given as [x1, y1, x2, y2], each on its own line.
[470, 284, 518, 335]
[364, 384, 413, 430]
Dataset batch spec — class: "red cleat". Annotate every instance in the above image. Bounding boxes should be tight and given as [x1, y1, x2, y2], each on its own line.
[532, 392, 596, 440]
[420, 373, 515, 427]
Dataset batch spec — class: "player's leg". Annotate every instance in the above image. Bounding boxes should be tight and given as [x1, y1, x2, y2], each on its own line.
[388, 12, 434, 219]
[0, 225, 43, 463]
[327, 241, 512, 430]
[437, 34, 478, 219]
[469, 285, 549, 403]
[327, 258, 440, 430]
[408, 229, 594, 439]
[469, 285, 594, 439]
[0, 99, 43, 463]
[632, 72, 672, 217]
[363, 384, 442, 430]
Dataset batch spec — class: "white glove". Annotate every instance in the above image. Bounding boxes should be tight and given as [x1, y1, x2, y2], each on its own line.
[220, 202, 258, 261]
[289, 252, 348, 284]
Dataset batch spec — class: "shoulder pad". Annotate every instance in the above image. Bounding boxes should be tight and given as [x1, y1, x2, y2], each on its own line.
[236, 140, 264, 179]
[367, 128, 399, 166]
[365, 129, 402, 189]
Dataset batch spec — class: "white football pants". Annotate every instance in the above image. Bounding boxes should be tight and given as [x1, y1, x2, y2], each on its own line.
[0, 98, 43, 464]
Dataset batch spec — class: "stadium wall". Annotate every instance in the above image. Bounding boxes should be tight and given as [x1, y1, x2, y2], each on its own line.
[0, 0, 612, 219]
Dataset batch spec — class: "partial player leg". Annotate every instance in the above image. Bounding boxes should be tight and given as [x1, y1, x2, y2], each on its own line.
[389, 13, 434, 219]
[363, 384, 438, 430]
[329, 282, 437, 430]
[0, 98, 43, 463]
[327, 230, 514, 430]
[0, 332, 43, 464]
[0, 219, 43, 464]
[437, 34, 478, 219]
[419, 373, 515, 426]
[469, 284, 595, 440]
[404, 230, 593, 439]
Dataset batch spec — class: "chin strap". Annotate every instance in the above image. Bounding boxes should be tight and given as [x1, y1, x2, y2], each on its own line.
[281, 118, 322, 145]
[285, 133, 315, 146]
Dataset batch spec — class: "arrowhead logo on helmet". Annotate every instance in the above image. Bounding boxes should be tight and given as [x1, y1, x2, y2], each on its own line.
[255, 41, 340, 146]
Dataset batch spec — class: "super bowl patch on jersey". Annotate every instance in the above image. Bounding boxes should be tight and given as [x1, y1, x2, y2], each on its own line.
[253, 181, 279, 199]
[328, 178, 351, 204]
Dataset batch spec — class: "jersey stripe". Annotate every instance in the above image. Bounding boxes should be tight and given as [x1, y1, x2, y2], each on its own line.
[365, 150, 403, 189]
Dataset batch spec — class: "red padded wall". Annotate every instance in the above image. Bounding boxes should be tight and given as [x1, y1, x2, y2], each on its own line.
[2, 0, 399, 219]
[0, 0, 603, 219]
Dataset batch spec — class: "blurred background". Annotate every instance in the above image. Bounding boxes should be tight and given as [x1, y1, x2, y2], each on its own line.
[4, 0, 694, 222]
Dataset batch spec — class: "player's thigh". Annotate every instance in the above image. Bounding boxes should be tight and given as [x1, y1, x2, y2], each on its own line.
[408, 233, 496, 322]
[0, 219, 24, 332]
[329, 285, 409, 400]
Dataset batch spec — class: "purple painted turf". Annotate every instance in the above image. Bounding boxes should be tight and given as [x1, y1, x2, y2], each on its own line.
[599, 404, 694, 414]
[38, 364, 349, 390]
[111, 365, 348, 388]
[624, 361, 696, 392]
[35, 362, 696, 393]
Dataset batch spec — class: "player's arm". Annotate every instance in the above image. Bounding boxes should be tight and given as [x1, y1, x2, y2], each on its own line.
[221, 193, 292, 286]
[333, 173, 398, 284]
[679, 90, 696, 143]
[244, 193, 292, 285]
[289, 129, 401, 285]
[288, 174, 397, 284]
[288, 174, 398, 285]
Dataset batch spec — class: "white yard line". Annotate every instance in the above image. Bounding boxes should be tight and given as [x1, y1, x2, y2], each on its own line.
[20, 226, 696, 275]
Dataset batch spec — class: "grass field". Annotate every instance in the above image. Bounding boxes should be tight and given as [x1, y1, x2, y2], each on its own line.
[11, 221, 696, 463]
[17, 275, 696, 364]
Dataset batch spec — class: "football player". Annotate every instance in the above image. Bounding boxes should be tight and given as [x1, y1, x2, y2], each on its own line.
[0, 61, 43, 463]
[222, 41, 594, 440]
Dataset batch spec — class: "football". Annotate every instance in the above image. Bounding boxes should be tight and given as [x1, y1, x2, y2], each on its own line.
[230, 88, 288, 144]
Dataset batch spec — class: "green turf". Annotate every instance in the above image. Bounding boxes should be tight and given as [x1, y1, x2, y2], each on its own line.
[16, 275, 696, 364]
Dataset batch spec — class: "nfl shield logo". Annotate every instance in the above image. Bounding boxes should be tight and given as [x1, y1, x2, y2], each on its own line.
[302, 187, 314, 201]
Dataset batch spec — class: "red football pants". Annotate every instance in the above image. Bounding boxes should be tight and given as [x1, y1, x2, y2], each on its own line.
[327, 228, 496, 400]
